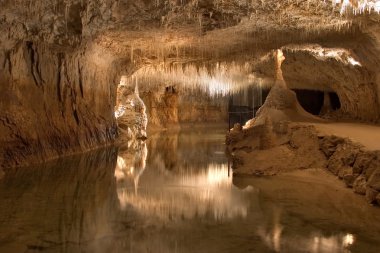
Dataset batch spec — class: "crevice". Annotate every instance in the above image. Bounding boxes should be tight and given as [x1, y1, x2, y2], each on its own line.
[2, 51, 12, 75]
[329, 92, 341, 110]
[78, 61, 84, 98]
[57, 53, 63, 102]
[73, 109, 80, 125]
[26, 42, 39, 86]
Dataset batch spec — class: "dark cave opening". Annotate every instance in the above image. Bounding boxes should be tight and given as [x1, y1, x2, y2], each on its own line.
[292, 89, 324, 115]
[292, 89, 341, 115]
[329, 92, 341, 110]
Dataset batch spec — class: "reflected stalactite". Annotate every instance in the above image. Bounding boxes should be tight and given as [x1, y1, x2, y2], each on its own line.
[115, 128, 251, 222]
[115, 140, 148, 203]
[116, 161, 251, 222]
[257, 209, 284, 252]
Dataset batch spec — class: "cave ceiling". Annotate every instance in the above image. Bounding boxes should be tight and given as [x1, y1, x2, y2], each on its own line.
[1, 0, 380, 90]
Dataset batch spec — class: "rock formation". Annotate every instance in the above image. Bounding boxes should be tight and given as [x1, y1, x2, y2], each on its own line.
[226, 44, 380, 206]
[115, 84, 148, 139]
[2, 0, 380, 171]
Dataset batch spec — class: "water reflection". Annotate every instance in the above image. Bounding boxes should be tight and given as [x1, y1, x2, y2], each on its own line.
[0, 148, 120, 252]
[112, 127, 378, 253]
[115, 130, 251, 222]
[0, 126, 379, 253]
[115, 139, 148, 197]
[255, 210, 356, 253]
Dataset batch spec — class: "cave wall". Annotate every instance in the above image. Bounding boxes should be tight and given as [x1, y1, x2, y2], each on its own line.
[141, 89, 179, 128]
[253, 41, 380, 123]
[141, 89, 228, 128]
[282, 49, 379, 122]
[178, 93, 228, 124]
[0, 42, 121, 168]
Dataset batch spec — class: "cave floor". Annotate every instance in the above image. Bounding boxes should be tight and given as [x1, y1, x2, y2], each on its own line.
[0, 125, 380, 253]
[309, 122, 380, 150]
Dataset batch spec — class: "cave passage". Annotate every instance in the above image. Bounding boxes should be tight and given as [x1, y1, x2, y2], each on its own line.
[292, 89, 341, 115]
[3, 1, 380, 252]
[329, 92, 341, 110]
[293, 89, 325, 115]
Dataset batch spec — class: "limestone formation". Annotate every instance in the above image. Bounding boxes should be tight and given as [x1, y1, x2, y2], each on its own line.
[353, 151, 376, 174]
[227, 121, 380, 205]
[366, 187, 379, 204]
[353, 175, 367, 195]
[319, 136, 346, 158]
[115, 85, 147, 140]
[227, 123, 327, 176]
[1, 0, 380, 169]
[367, 169, 380, 191]
[259, 117, 275, 150]
[327, 142, 360, 176]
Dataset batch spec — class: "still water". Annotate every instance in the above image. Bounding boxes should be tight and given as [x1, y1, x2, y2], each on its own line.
[0, 125, 379, 253]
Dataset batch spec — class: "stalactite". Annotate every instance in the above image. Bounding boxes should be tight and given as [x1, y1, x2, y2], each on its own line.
[332, 0, 380, 14]
[121, 61, 269, 98]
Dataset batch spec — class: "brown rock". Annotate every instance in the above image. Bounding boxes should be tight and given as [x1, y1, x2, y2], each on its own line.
[319, 135, 345, 158]
[353, 175, 367, 195]
[376, 194, 380, 206]
[259, 117, 275, 150]
[0, 43, 120, 169]
[353, 151, 375, 174]
[327, 142, 360, 175]
[338, 166, 352, 179]
[367, 169, 380, 191]
[327, 157, 341, 175]
[366, 187, 379, 204]
[115, 85, 148, 140]
[233, 123, 243, 132]
[226, 123, 244, 146]
[343, 173, 359, 188]
[365, 159, 380, 180]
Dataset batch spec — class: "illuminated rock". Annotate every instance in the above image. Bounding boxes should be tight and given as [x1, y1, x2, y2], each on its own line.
[115, 84, 147, 140]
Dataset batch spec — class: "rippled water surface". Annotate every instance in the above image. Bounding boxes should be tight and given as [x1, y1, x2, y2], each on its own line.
[0, 125, 380, 253]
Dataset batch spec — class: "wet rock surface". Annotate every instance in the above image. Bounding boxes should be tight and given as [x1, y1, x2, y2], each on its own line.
[0, 43, 121, 169]
[227, 123, 326, 176]
[228, 122, 380, 206]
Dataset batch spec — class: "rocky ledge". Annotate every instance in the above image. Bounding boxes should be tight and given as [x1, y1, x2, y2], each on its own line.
[227, 122, 380, 206]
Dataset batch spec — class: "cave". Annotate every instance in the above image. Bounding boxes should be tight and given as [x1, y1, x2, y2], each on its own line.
[293, 89, 342, 116]
[2, 1, 380, 252]
[293, 89, 324, 115]
[329, 92, 341, 111]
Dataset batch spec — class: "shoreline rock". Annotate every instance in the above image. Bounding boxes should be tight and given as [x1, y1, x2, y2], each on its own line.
[227, 121, 380, 206]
